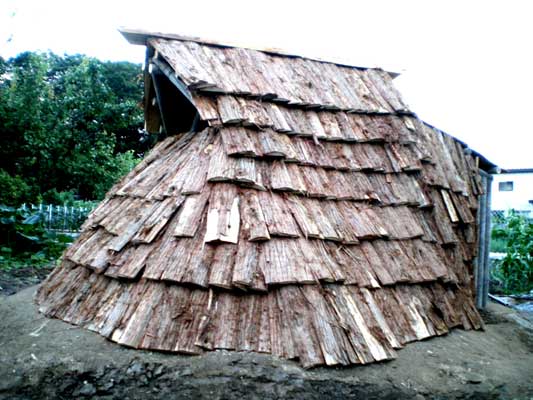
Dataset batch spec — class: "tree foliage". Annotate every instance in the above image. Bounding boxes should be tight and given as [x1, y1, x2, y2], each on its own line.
[0, 51, 150, 204]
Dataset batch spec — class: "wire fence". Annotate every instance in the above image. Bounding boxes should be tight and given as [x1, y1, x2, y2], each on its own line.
[492, 209, 532, 223]
[18, 203, 95, 233]
[491, 210, 505, 221]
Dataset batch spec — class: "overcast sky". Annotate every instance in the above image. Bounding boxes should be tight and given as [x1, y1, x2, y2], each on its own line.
[1, 0, 531, 169]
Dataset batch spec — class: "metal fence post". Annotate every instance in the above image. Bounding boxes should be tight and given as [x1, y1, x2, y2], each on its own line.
[476, 171, 493, 309]
[17, 203, 94, 233]
[482, 174, 493, 308]
[476, 175, 487, 309]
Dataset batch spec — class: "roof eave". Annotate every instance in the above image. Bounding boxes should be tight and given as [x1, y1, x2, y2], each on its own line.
[500, 168, 533, 174]
[420, 120, 499, 173]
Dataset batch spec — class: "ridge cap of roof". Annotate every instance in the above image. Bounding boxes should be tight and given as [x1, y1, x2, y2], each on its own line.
[119, 27, 401, 79]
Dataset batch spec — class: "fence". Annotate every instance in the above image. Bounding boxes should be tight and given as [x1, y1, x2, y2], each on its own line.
[18, 203, 95, 233]
[491, 209, 533, 224]
[491, 210, 505, 221]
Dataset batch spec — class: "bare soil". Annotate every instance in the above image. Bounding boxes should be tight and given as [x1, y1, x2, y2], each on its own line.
[1, 285, 532, 400]
[0, 266, 53, 296]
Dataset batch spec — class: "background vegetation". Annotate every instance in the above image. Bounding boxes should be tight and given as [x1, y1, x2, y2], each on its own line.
[0, 51, 152, 269]
[491, 212, 533, 294]
[0, 205, 72, 269]
[0, 51, 154, 205]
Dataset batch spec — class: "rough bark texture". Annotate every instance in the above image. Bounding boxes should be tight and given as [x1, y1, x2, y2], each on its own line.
[36, 35, 485, 367]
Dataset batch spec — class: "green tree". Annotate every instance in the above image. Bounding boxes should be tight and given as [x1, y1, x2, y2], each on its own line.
[0, 51, 149, 204]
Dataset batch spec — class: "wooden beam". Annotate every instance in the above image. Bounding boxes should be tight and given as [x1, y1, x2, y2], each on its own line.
[151, 60, 201, 134]
[151, 57, 194, 104]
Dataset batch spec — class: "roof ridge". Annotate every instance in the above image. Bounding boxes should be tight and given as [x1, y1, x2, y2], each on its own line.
[119, 27, 401, 78]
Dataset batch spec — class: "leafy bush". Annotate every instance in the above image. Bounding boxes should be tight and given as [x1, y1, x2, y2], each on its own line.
[0, 205, 73, 270]
[490, 237, 508, 253]
[0, 169, 32, 205]
[491, 211, 533, 294]
[41, 189, 77, 205]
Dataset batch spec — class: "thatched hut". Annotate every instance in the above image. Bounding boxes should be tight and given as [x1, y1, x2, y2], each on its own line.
[36, 29, 495, 367]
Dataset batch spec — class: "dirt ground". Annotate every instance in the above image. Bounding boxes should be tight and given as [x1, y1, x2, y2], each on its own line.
[0, 266, 54, 296]
[1, 285, 533, 400]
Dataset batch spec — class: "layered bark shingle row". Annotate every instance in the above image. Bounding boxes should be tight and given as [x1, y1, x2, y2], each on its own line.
[36, 263, 481, 368]
[152, 38, 408, 112]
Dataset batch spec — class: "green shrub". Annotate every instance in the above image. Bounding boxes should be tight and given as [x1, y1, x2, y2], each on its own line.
[0, 169, 32, 205]
[491, 211, 533, 294]
[490, 237, 508, 253]
[0, 205, 73, 270]
[41, 189, 77, 205]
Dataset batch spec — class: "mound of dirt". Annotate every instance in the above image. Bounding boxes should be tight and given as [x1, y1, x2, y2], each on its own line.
[1, 286, 532, 399]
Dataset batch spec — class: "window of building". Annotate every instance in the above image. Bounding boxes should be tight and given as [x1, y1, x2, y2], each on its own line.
[498, 181, 514, 191]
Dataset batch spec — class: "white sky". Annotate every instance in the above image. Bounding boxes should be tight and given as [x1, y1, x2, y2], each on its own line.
[1, 0, 532, 169]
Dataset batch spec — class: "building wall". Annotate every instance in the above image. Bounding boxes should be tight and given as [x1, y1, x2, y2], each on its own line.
[491, 172, 533, 217]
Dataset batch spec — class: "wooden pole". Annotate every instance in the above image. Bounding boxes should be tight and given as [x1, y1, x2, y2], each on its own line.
[150, 69, 169, 135]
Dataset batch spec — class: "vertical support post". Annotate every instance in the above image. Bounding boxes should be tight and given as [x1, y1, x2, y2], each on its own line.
[150, 69, 169, 135]
[63, 204, 67, 232]
[476, 170, 493, 309]
[482, 173, 493, 308]
[476, 175, 487, 309]
[190, 112, 200, 132]
[474, 195, 481, 307]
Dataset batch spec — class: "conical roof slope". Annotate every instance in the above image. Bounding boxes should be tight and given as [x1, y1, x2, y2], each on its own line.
[36, 32, 484, 367]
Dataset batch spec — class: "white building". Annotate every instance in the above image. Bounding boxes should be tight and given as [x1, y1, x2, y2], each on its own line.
[491, 169, 533, 218]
